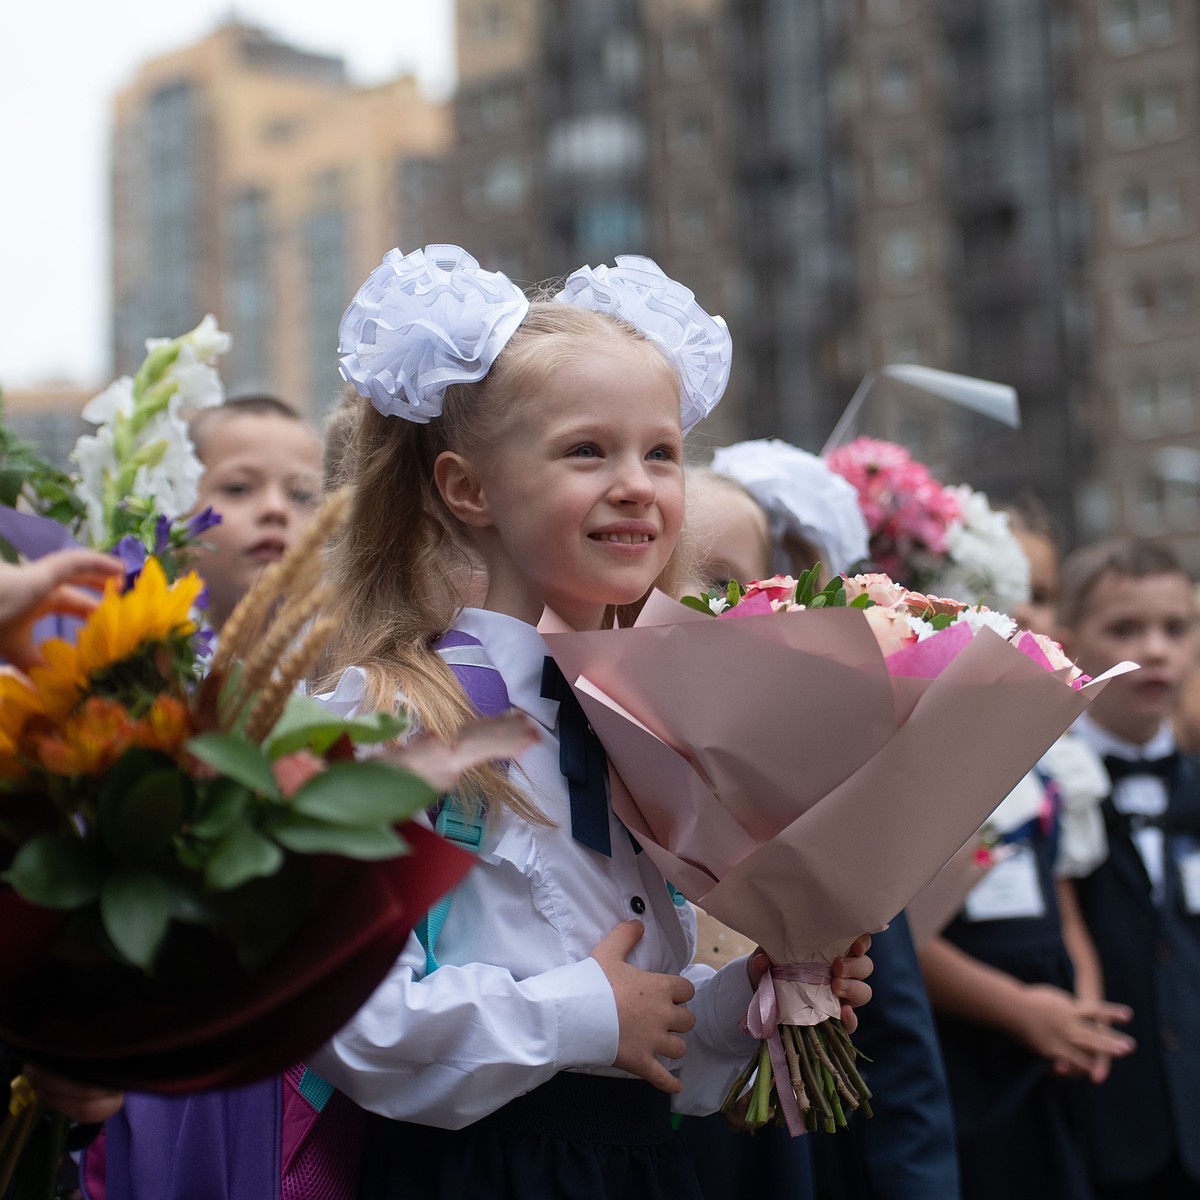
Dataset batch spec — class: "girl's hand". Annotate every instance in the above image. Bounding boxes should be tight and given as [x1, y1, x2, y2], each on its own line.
[0, 551, 122, 670]
[591, 920, 696, 1095]
[833, 933, 873, 1033]
[1008, 984, 1134, 1083]
[747, 936, 874, 1032]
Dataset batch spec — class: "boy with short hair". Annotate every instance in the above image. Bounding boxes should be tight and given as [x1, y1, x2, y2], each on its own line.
[187, 394, 323, 631]
[1060, 538, 1200, 1199]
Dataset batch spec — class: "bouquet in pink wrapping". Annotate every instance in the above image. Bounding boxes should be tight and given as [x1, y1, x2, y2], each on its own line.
[540, 568, 1136, 1135]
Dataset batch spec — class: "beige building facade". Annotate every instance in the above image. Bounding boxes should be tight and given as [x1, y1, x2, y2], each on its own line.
[111, 23, 451, 418]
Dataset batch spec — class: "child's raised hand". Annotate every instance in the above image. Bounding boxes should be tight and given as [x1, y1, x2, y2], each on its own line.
[590, 919, 697, 1095]
[0, 550, 122, 670]
[1010, 984, 1134, 1083]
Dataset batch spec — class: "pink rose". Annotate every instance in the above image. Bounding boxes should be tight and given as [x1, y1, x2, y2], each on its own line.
[863, 604, 919, 656]
[741, 575, 799, 607]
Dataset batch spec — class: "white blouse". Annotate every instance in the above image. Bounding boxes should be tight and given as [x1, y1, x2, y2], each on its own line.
[308, 607, 757, 1130]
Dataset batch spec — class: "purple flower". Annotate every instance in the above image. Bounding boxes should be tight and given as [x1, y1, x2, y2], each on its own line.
[194, 627, 216, 659]
[154, 515, 172, 555]
[114, 535, 147, 590]
[184, 507, 222, 540]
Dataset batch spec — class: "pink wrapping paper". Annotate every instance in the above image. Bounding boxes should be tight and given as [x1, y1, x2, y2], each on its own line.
[541, 591, 1133, 1026]
[904, 840, 1017, 948]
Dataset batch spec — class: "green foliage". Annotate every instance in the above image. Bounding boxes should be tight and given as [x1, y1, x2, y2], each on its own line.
[0, 392, 87, 532]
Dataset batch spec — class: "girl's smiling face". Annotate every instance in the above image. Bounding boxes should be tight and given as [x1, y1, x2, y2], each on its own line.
[445, 341, 684, 631]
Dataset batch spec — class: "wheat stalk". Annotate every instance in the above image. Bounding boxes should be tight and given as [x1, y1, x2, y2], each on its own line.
[244, 616, 339, 743]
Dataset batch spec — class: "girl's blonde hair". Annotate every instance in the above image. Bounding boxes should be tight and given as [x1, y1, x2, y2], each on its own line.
[319, 301, 692, 821]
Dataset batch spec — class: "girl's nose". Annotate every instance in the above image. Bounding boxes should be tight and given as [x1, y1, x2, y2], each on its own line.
[258, 484, 290, 524]
[610, 458, 656, 505]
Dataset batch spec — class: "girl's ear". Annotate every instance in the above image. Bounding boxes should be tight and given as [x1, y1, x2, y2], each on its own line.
[435, 450, 492, 528]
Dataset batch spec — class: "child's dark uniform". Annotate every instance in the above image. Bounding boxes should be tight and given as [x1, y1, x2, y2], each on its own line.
[935, 782, 1093, 1200]
[1074, 751, 1200, 1198]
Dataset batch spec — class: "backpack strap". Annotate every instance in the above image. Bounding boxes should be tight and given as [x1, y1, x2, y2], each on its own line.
[415, 631, 508, 973]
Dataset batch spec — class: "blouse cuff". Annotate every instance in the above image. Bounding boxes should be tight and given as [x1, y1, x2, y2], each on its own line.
[545, 955, 621, 1070]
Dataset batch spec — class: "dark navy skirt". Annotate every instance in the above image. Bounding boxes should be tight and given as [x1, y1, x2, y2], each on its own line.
[358, 1073, 703, 1200]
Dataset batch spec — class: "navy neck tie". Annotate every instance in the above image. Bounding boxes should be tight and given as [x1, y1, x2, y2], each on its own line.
[540, 657, 612, 856]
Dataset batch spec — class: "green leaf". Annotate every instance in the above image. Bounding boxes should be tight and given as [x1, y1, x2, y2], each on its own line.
[4, 835, 105, 909]
[930, 613, 954, 631]
[98, 769, 188, 862]
[100, 870, 172, 968]
[726, 579, 744, 607]
[289, 760, 435, 826]
[679, 595, 715, 615]
[849, 593, 872, 609]
[809, 594, 827, 608]
[274, 816, 408, 859]
[0, 468, 26, 507]
[190, 777, 251, 839]
[264, 692, 407, 758]
[186, 732, 280, 800]
[205, 824, 285, 890]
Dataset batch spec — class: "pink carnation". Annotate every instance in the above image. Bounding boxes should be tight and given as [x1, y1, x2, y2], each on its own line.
[843, 573, 908, 609]
[863, 604, 919, 656]
[741, 575, 800, 607]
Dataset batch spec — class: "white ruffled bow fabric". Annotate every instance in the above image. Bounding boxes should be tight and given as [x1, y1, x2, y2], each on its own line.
[555, 255, 732, 433]
[338, 245, 530, 421]
[710, 439, 869, 577]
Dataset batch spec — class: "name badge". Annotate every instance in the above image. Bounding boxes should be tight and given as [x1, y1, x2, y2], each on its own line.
[963, 843, 1046, 922]
[1177, 846, 1200, 916]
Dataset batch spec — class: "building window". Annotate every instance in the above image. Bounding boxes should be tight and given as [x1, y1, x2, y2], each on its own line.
[1159, 368, 1198, 431]
[880, 228, 924, 283]
[663, 25, 704, 81]
[1161, 274, 1192, 320]
[1129, 473, 1167, 535]
[667, 108, 708, 160]
[883, 325, 923, 363]
[1120, 372, 1158, 435]
[224, 189, 272, 393]
[603, 30, 642, 87]
[305, 207, 346, 415]
[546, 113, 646, 178]
[671, 194, 709, 244]
[574, 199, 646, 258]
[1145, 81, 1181, 139]
[876, 55, 917, 112]
[1101, 0, 1178, 52]
[876, 141, 920, 202]
[480, 80, 522, 133]
[1112, 182, 1150, 242]
[1120, 280, 1156, 334]
[482, 155, 528, 212]
[467, 0, 511, 42]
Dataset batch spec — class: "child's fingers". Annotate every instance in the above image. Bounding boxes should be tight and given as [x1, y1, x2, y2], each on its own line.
[1078, 999, 1134, 1027]
[589, 919, 645, 970]
[844, 932, 872, 958]
[40, 583, 105, 618]
[833, 977, 872, 1011]
[1070, 1021, 1135, 1060]
[30, 550, 123, 594]
[833, 951, 874, 982]
[839, 1003, 859, 1034]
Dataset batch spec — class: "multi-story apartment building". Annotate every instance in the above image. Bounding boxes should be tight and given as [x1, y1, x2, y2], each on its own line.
[1076, 0, 1200, 566]
[111, 23, 451, 417]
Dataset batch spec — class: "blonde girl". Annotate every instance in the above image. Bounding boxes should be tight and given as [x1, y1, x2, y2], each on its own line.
[308, 247, 872, 1200]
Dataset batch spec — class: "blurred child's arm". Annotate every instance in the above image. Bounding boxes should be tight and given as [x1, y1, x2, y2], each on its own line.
[919, 934, 1134, 1083]
[1057, 878, 1104, 1003]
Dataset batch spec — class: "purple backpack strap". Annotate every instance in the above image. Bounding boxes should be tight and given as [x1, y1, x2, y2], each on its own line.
[434, 630, 512, 717]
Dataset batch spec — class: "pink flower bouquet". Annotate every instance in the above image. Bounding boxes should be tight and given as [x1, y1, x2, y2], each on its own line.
[540, 570, 1133, 1134]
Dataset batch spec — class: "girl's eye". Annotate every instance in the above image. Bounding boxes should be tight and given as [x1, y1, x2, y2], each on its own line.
[1108, 621, 1139, 639]
[647, 445, 677, 462]
[291, 488, 319, 508]
[220, 482, 251, 497]
[570, 444, 599, 459]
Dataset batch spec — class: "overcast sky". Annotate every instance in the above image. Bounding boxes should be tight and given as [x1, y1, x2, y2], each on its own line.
[1, 0, 454, 391]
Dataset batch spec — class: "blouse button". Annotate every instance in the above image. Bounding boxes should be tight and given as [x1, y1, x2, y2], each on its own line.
[630, 896, 646, 915]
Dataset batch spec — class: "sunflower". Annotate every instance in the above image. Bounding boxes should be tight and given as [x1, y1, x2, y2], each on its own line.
[29, 558, 203, 722]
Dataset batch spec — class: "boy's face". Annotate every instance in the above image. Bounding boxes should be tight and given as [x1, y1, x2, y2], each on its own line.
[1063, 569, 1197, 743]
[191, 413, 323, 629]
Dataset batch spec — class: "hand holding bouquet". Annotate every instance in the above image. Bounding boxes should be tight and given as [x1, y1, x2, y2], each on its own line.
[541, 569, 1132, 1135]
